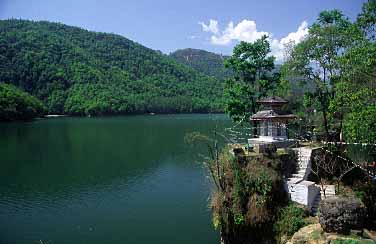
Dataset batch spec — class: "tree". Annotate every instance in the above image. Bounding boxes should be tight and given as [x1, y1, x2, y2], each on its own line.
[311, 148, 356, 196]
[283, 10, 361, 140]
[329, 81, 376, 143]
[333, 2, 376, 144]
[0, 83, 45, 121]
[224, 35, 277, 129]
[0, 19, 225, 116]
[357, 0, 376, 41]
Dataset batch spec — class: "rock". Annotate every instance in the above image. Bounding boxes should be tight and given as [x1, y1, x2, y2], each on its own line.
[286, 224, 326, 244]
[319, 197, 366, 234]
[363, 229, 376, 242]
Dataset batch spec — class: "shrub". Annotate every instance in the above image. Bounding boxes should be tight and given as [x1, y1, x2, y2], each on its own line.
[274, 203, 308, 241]
[333, 239, 374, 244]
[354, 181, 376, 228]
[209, 150, 289, 244]
[0, 83, 45, 121]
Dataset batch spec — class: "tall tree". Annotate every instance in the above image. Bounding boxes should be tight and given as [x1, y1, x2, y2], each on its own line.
[224, 35, 277, 124]
[283, 10, 360, 140]
[332, 1, 376, 144]
[357, 0, 376, 41]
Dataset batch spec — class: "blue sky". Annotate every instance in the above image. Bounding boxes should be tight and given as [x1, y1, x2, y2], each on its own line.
[0, 0, 367, 58]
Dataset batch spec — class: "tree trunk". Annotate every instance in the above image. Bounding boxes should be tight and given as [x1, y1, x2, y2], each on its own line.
[339, 115, 343, 142]
[322, 108, 330, 141]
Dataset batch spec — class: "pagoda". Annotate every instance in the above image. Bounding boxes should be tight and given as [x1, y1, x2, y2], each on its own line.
[248, 96, 296, 145]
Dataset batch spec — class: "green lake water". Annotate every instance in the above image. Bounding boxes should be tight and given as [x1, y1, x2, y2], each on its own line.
[0, 114, 232, 244]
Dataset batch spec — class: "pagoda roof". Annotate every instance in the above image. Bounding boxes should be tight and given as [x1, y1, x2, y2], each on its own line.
[257, 96, 288, 105]
[250, 109, 296, 121]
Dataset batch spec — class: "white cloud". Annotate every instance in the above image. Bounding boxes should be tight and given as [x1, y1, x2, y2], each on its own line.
[280, 21, 308, 45]
[211, 20, 269, 45]
[199, 19, 309, 61]
[271, 21, 309, 61]
[199, 19, 219, 34]
[199, 19, 269, 46]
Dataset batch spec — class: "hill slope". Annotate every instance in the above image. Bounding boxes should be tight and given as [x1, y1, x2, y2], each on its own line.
[0, 20, 224, 115]
[170, 48, 232, 80]
[0, 83, 45, 121]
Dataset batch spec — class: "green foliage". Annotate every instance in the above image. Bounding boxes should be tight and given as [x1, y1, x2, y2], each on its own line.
[342, 104, 376, 144]
[283, 9, 359, 139]
[357, 0, 376, 41]
[274, 203, 307, 240]
[336, 40, 376, 143]
[333, 239, 374, 244]
[223, 79, 252, 122]
[329, 81, 375, 143]
[354, 181, 376, 227]
[0, 19, 224, 116]
[253, 171, 273, 200]
[234, 213, 245, 225]
[170, 48, 232, 80]
[283, 6, 375, 143]
[339, 40, 376, 82]
[208, 148, 290, 243]
[224, 35, 278, 121]
[0, 83, 45, 121]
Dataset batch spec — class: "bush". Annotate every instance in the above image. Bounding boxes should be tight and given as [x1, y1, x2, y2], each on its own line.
[274, 203, 308, 241]
[332, 239, 374, 244]
[0, 83, 45, 121]
[354, 181, 376, 229]
[209, 150, 289, 244]
[263, 143, 277, 156]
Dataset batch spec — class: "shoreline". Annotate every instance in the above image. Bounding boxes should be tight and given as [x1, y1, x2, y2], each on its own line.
[1, 112, 228, 123]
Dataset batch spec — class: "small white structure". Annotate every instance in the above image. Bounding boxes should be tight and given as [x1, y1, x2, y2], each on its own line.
[248, 96, 296, 147]
[286, 147, 321, 210]
[287, 180, 320, 208]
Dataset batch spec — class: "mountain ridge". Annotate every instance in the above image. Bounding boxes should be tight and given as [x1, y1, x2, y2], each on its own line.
[0, 19, 224, 115]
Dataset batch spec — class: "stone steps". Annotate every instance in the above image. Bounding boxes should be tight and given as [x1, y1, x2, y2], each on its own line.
[287, 148, 338, 214]
[287, 148, 321, 208]
[292, 173, 305, 178]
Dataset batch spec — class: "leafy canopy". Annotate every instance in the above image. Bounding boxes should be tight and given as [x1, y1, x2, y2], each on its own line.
[224, 35, 278, 122]
[0, 19, 224, 116]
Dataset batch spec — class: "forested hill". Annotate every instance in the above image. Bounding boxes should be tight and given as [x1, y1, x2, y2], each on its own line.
[170, 48, 232, 80]
[0, 19, 224, 116]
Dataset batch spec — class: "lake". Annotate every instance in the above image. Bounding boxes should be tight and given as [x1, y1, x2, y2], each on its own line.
[0, 114, 232, 244]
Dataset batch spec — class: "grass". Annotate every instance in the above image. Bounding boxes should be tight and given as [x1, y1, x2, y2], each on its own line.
[332, 239, 374, 244]
[311, 230, 321, 240]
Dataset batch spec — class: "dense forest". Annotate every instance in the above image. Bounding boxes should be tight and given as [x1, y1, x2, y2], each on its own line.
[170, 48, 232, 80]
[0, 19, 224, 117]
[0, 83, 45, 121]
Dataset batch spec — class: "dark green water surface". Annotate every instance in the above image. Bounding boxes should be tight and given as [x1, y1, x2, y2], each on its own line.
[0, 114, 231, 244]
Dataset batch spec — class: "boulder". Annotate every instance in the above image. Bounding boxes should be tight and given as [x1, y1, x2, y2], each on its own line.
[286, 224, 326, 244]
[319, 197, 366, 234]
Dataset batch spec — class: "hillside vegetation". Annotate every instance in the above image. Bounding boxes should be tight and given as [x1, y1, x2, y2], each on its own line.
[0, 19, 224, 116]
[0, 83, 45, 121]
[170, 48, 232, 80]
